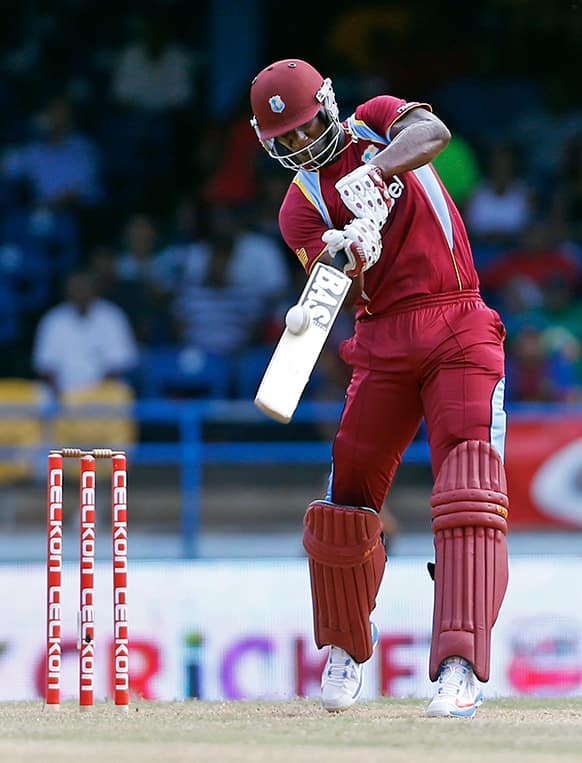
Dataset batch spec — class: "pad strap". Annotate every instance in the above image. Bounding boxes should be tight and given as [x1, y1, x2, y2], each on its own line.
[429, 441, 509, 682]
[303, 500, 386, 663]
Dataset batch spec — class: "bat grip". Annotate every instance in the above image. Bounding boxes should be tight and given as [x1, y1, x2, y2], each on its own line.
[331, 249, 349, 273]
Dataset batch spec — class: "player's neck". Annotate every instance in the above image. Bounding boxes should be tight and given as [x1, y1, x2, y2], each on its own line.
[319, 129, 354, 170]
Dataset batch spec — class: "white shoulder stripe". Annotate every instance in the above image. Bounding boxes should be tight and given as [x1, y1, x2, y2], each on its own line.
[412, 165, 454, 251]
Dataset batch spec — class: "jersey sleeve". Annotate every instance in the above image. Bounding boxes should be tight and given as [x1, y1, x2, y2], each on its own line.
[354, 96, 432, 142]
[278, 183, 330, 274]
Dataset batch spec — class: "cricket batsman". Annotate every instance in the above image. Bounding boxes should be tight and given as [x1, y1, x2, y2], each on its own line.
[250, 59, 509, 717]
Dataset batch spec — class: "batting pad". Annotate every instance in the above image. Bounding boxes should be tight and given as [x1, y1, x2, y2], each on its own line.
[429, 440, 509, 682]
[303, 500, 386, 664]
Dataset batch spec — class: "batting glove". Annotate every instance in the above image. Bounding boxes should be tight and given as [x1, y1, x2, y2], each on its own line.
[322, 217, 383, 278]
[335, 164, 394, 228]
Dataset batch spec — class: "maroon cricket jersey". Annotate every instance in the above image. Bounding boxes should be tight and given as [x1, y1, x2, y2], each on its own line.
[279, 96, 480, 317]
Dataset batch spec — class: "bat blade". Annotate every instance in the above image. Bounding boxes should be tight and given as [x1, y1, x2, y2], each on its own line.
[255, 262, 351, 423]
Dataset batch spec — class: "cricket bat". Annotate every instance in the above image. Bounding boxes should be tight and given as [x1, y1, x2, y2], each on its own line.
[255, 262, 352, 423]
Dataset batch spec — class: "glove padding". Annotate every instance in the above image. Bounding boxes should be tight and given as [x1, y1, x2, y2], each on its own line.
[335, 164, 394, 228]
[322, 218, 382, 277]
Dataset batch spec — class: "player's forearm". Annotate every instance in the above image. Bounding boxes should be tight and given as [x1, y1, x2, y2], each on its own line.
[370, 120, 451, 178]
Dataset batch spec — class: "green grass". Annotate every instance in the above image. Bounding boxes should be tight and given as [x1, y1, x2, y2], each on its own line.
[1, 698, 581, 763]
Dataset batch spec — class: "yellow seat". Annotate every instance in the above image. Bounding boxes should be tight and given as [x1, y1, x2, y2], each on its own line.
[52, 380, 137, 451]
[0, 378, 46, 483]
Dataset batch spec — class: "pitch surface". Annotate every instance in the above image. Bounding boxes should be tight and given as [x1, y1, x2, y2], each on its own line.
[1, 698, 581, 762]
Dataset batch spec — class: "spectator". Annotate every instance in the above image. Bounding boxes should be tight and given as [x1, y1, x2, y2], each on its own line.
[493, 270, 582, 403]
[492, 274, 545, 336]
[108, 13, 198, 198]
[505, 321, 580, 403]
[159, 206, 291, 307]
[1, 93, 103, 258]
[151, 192, 205, 292]
[91, 244, 176, 350]
[539, 272, 582, 386]
[173, 228, 265, 356]
[542, 273, 582, 350]
[87, 243, 123, 302]
[464, 142, 536, 249]
[201, 97, 263, 212]
[110, 14, 195, 113]
[2, 94, 102, 212]
[480, 222, 581, 300]
[113, 212, 176, 345]
[32, 270, 138, 396]
[165, 191, 203, 246]
[116, 212, 163, 281]
[168, 206, 291, 355]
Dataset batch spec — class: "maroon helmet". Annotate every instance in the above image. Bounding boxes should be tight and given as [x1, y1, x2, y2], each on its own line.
[250, 59, 343, 170]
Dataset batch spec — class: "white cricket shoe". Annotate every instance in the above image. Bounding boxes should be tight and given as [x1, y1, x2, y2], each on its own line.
[321, 623, 379, 712]
[426, 656, 484, 718]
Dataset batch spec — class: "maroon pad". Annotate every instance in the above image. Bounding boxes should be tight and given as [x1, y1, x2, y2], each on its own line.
[429, 440, 509, 681]
[303, 500, 386, 663]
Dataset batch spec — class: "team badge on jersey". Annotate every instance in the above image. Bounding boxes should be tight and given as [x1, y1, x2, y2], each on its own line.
[362, 144, 380, 163]
[269, 95, 285, 113]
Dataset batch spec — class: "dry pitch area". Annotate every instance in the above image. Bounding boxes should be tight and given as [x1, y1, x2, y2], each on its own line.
[1, 698, 582, 763]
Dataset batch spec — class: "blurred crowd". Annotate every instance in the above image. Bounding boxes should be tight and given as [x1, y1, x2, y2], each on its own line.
[0, 2, 580, 406]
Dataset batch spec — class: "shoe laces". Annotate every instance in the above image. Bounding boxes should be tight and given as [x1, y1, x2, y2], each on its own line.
[436, 657, 471, 697]
[324, 647, 359, 686]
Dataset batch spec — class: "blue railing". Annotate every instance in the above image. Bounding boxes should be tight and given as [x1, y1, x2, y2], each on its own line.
[131, 399, 582, 556]
[122, 399, 430, 557]
[6, 397, 582, 556]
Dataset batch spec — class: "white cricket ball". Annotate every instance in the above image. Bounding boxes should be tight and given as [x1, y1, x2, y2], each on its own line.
[285, 304, 311, 335]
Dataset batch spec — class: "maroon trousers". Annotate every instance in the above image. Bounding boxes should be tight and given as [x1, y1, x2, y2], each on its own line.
[329, 292, 506, 509]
